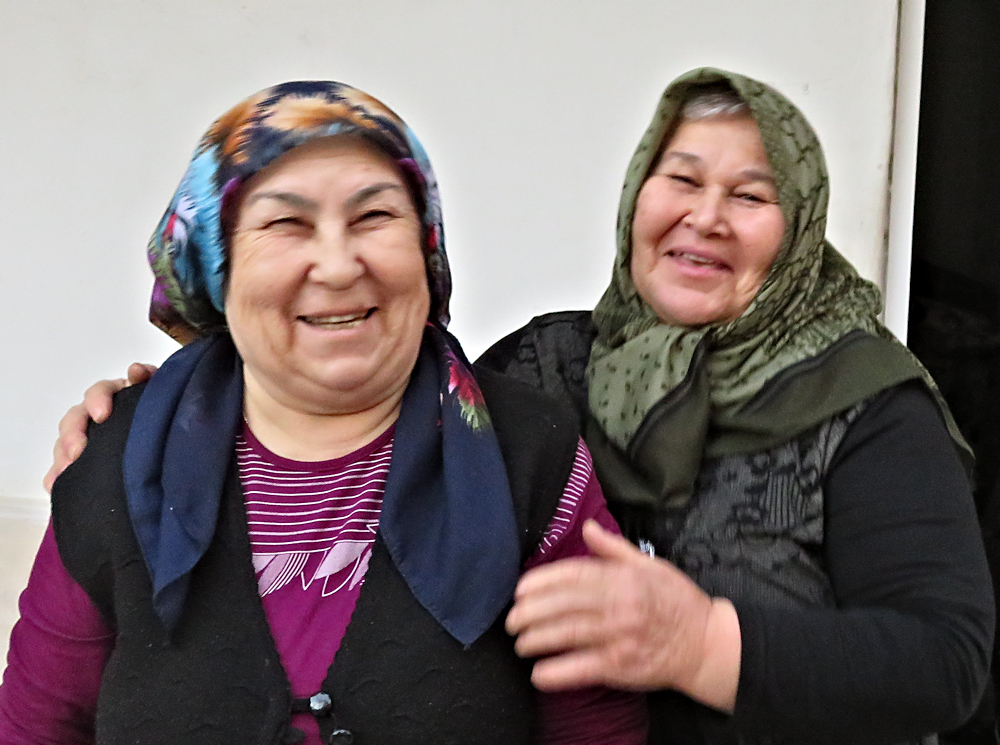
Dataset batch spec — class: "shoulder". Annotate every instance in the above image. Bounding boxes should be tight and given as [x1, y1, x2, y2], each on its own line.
[831, 380, 963, 468]
[52, 383, 145, 507]
[473, 364, 580, 480]
[473, 366, 582, 558]
[52, 382, 148, 507]
[477, 311, 596, 421]
[477, 310, 595, 374]
[474, 364, 578, 435]
[51, 382, 149, 617]
[823, 380, 973, 517]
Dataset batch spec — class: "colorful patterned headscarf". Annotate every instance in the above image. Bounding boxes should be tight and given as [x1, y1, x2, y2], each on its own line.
[125, 82, 519, 645]
[147, 80, 451, 343]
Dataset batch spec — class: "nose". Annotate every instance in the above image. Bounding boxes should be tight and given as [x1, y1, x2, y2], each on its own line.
[307, 223, 365, 287]
[683, 187, 729, 237]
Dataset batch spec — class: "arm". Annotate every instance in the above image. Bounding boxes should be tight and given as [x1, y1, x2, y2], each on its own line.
[731, 382, 994, 742]
[0, 523, 114, 744]
[527, 442, 649, 745]
[43, 363, 157, 492]
[508, 382, 993, 742]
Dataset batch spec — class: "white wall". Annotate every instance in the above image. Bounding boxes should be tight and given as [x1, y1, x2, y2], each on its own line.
[0, 0, 904, 505]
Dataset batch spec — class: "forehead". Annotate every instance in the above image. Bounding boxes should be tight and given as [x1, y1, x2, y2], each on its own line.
[660, 116, 771, 170]
[243, 135, 405, 195]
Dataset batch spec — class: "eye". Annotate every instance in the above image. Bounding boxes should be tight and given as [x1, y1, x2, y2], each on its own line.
[352, 208, 397, 228]
[733, 190, 777, 206]
[262, 216, 308, 229]
[668, 174, 700, 188]
[360, 209, 393, 221]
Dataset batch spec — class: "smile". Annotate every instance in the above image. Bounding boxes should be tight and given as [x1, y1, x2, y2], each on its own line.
[298, 308, 376, 329]
[666, 250, 731, 271]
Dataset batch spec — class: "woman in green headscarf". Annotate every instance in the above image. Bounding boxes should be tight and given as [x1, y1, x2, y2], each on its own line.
[49, 69, 995, 743]
[491, 68, 994, 743]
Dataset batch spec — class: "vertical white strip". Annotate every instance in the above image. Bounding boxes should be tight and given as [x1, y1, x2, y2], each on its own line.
[883, 0, 926, 341]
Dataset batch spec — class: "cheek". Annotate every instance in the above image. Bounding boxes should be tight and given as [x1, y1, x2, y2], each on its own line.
[631, 181, 672, 247]
[743, 211, 786, 279]
[374, 231, 431, 312]
[225, 241, 300, 334]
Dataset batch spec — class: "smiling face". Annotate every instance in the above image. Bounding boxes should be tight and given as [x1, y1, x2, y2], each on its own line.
[630, 115, 786, 327]
[226, 136, 429, 416]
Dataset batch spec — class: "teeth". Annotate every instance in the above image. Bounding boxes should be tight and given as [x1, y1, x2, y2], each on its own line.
[301, 311, 371, 328]
[670, 250, 719, 267]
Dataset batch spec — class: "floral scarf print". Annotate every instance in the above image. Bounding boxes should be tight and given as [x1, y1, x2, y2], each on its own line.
[124, 82, 517, 645]
[586, 68, 968, 510]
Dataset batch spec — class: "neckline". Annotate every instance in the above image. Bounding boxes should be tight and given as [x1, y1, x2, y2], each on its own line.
[239, 421, 396, 473]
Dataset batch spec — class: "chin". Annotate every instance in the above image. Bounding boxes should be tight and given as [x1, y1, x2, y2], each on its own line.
[652, 296, 729, 327]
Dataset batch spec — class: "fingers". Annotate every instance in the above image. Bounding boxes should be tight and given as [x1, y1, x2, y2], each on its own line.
[508, 558, 609, 634]
[127, 362, 158, 385]
[530, 649, 608, 690]
[581, 519, 649, 563]
[45, 404, 91, 493]
[512, 610, 605, 658]
[514, 556, 600, 600]
[42, 463, 59, 494]
[44, 365, 157, 494]
[83, 378, 128, 423]
[56, 404, 91, 459]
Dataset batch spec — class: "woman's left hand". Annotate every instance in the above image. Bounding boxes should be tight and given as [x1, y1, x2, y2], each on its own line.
[505, 520, 742, 712]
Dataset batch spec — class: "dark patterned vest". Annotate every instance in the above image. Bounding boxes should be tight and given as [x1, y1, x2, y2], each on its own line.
[51, 365, 580, 745]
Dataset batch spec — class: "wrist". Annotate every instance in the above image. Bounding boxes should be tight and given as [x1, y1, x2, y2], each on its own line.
[683, 597, 742, 713]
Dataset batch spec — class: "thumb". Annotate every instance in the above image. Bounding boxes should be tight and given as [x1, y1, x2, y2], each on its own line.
[582, 519, 648, 564]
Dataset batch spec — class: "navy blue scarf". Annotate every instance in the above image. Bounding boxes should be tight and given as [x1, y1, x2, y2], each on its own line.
[122, 326, 520, 646]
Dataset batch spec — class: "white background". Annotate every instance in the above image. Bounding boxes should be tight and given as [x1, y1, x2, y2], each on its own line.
[0, 0, 905, 505]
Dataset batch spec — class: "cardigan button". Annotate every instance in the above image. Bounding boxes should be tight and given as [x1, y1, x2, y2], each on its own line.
[328, 728, 354, 745]
[309, 692, 333, 716]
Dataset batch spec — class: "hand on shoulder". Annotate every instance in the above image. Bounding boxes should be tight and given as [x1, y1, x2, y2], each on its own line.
[43, 363, 158, 492]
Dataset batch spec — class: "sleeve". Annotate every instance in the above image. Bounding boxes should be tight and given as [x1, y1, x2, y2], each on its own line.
[526, 440, 649, 745]
[0, 521, 114, 744]
[731, 381, 994, 743]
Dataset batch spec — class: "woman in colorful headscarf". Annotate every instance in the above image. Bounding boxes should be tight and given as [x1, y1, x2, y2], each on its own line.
[42, 69, 995, 743]
[0, 82, 647, 744]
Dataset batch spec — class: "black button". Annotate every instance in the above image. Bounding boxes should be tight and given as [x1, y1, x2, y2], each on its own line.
[309, 692, 332, 716]
[328, 728, 354, 745]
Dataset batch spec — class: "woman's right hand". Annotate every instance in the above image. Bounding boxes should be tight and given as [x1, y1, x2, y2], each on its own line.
[43, 363, 159, 492]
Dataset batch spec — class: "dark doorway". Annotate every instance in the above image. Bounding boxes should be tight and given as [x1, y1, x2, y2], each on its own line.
[908, 2, 1000, 742]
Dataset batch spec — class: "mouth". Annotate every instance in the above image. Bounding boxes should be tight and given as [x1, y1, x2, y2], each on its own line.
[666, 249, 731, 272]
[298, 307, 376, 330]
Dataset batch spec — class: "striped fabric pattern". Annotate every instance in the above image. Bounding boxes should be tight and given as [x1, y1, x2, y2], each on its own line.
[536, 441, 592, 557]
[238, 431, 593, 600]
[239, 432, 391, 598]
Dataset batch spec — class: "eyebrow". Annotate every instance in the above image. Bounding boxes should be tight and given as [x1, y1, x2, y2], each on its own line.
[244, 191, 319, 211]
[345, 182, 407, 210]
[244, 182, 407, 212]
[659, 151, 776, 185]
[738, 169, 777, 185]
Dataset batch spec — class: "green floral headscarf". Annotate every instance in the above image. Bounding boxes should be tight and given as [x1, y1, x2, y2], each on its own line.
[587, 67, 969, 510]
